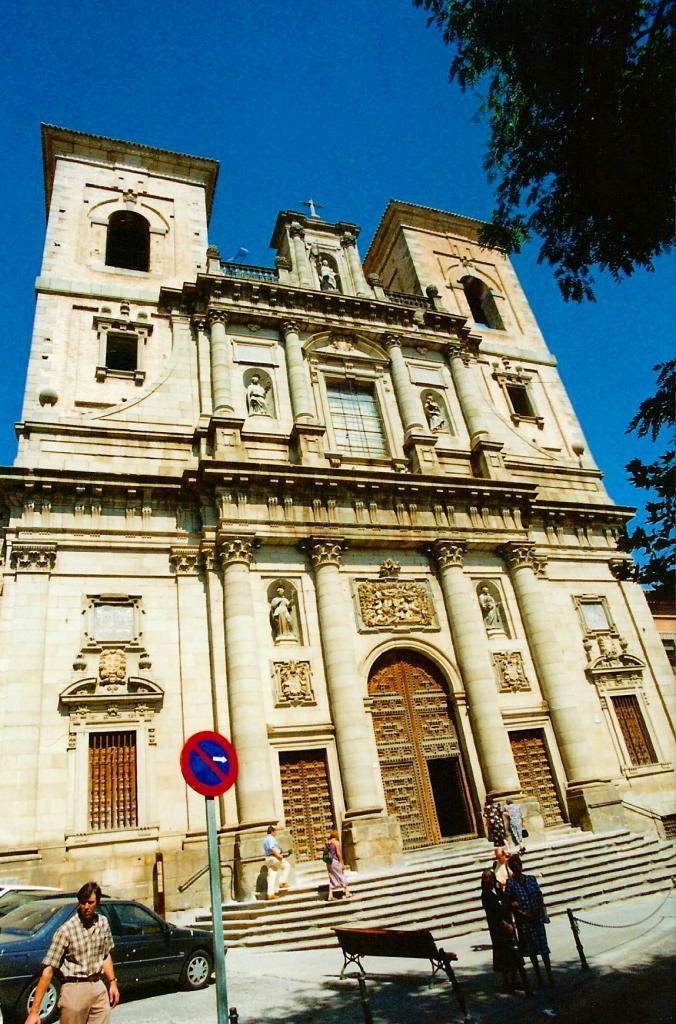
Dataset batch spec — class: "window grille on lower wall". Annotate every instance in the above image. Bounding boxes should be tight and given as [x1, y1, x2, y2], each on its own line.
[89, 731, 138, 831]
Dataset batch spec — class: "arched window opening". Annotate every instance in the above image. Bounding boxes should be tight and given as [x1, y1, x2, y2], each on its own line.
[105, 211, 150, 272]
[462, 276, 504, 330]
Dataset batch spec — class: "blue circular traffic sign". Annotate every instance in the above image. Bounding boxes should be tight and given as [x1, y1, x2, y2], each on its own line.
[180, 731, 239, 797]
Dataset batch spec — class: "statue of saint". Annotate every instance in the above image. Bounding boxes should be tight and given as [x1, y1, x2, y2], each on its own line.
[478, 585, 504, 631]
[424, 394, 445, 432]
[319, 259, 338, 291]
[270, 585, 295, 640]
[246, 375, 270, 416]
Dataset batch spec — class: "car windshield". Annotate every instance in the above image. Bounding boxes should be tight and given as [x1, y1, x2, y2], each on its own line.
[0, 891, 57, 917]
[0, 900, 67, 934]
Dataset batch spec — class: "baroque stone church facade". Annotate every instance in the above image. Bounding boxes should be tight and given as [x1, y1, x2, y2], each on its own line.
[0, 126, 673, 906]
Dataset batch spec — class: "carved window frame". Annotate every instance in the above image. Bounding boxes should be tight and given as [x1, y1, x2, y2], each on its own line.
[598, 686, 666, 777]
[573, 594, 617, 637]
[492, 362, 544, 428]
[317, 362, 397, 467]
[65, 715, 158, 843]
[93, 315, 152, 386]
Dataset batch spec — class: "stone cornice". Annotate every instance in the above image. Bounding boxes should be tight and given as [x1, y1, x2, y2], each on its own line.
[158, 274, 470, 345]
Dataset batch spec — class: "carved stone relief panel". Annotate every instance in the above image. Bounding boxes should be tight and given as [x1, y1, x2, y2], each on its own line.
[354, 578, 438, 632]
[493, 651, 531, 692]
[272, 660, 316, 707]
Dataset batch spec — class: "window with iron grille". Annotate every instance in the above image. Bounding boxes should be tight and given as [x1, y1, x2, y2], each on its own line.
[611, 695, 657, 767]
[89, 731, 138, 831]
[326, 380, 388, 458]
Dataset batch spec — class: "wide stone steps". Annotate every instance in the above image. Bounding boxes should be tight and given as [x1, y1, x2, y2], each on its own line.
[194, 829, 675, 951]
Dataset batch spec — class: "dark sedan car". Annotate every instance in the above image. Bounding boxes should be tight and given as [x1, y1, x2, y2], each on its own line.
[0, 897, 214, 1023]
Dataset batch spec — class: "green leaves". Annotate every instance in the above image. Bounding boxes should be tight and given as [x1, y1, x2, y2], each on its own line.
[414, 0, 675, 302]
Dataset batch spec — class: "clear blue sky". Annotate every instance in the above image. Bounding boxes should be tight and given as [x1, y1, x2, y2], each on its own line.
[1, 0, 673, 521]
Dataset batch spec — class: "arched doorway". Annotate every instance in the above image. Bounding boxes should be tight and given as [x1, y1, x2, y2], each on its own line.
[369, 650, 477, 849]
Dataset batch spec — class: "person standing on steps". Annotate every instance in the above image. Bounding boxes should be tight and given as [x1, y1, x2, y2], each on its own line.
[323, 828, 353, 902]
[25, 880, 119, 1024]
[506, 855, 554, 988]
[504, 798, 526, 851]
[483, 793, 507, 846]
[263, 825, 291, 900]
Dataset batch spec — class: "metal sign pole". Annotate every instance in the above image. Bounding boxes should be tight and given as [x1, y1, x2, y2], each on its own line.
[206, 796, 228, 1024]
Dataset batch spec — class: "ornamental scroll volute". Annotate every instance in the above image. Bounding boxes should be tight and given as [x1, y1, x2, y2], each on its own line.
[355, 561, 438, 632]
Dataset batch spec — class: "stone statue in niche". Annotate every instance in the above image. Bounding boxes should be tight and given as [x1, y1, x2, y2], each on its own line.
[246, 374, 271, 416]
[269, 583, 296, 642]
[423, 393, 445, 432]
[319, 259, 338, 291]
[477, 583, 507, 635]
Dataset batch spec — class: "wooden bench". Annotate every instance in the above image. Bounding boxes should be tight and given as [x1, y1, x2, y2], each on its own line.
[333, 926, 468, 1019]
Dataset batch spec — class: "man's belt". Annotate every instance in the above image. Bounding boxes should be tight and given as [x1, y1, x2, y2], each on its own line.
[62, 973, 103, 983]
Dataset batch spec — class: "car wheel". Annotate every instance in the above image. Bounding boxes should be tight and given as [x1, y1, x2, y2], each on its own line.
[19, 977, 60, 1024]
[180, 948, 212, 990]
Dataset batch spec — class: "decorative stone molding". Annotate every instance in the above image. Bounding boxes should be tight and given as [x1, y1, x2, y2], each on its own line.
[609, 556, 639, 582]
[169, 547, 202, 575]
[272, 660, 315, 706]
[501, 542, 547, 577]
[99, 649, 127, 686]
[355, 579, 437, 631]
[218, 536, 255, 569]
[207, 308, 229, 328]
[379, 559, 401, 578]
[10, 543, 57, 572]
[432, 540, 466, 571]
[60, 667, 164, 719]
[309, 538, 344, 570]
[493, 651, 531, 692]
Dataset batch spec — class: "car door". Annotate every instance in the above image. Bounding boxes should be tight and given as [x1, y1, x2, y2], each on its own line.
[102, 903, 180, 984]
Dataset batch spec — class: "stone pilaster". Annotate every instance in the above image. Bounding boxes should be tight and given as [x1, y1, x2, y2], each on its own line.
[341, 231, 370, 296]
[207, 309, 234, 414]
[289, 222, 312, 288]
[218, 535, 276, 897]
[282, 320, 314, 423]
[502, 541, 623, 830]
[432, 540, 520, 801]
[309, 538, 402, 870]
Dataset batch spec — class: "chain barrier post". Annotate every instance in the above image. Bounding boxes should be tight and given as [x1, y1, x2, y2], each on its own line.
[228, 1008, 239, 1023]
[567, 907, 590, 970]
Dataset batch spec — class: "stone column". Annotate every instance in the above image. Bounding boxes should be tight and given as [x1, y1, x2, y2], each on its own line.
[289, 222, 313, 288]
[447, 342, 505, 477]
[218, 535, 277, 897]
[192, 316, 213, 416]
[282, 320, 314, 423]
[432, 540, 521, 799]
[503, 542, 623, 830]
[208, 309, 234, 414]
[310, 538, 402, 869]
[384, 335, 425, 435]
[341, 231, 370, 296]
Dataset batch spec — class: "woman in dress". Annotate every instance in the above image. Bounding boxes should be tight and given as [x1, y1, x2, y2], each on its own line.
[481, 869, 531, 994]
[324, 828, 353, 902]
[483, 794, 507, 846]
[505, 855, 554, 987]
[493, 846, 512, 889]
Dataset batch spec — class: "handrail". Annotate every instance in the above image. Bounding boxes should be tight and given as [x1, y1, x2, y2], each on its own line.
[178, 861, 235, 902]
[621, 799, 663, 824]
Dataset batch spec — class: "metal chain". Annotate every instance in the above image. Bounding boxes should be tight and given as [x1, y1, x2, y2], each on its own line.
[573, 890, 673, 929]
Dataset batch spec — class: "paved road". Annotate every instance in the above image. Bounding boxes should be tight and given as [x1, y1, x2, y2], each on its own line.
[109, 890, 675, 1023]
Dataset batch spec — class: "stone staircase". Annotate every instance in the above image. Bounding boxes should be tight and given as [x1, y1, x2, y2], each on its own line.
[193, 829, 676, 951]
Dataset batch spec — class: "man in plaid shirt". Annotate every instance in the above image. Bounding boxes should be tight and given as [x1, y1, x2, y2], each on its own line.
[25, 880, 119, 1023]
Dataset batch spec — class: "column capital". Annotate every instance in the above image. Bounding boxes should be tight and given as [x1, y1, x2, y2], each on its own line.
[447, 340, 480, 365]
[383, 333, 402, 350]
[10, 543, 57, 572]
[340, 231, 357, 248]
[169, 546, 202, 575]
[609, 556, 639, 581]
[207, 308, 229, 328]
[501, 541, 547, 577]
[308, 537, 345, 570]
[282, 319, 302, 336]
[275, 255, 292, 271]
[289, 221, 305, 239]
[218, 535, 255, 569]
[432, 539, 467, 571]
[192, 314, 207, 333]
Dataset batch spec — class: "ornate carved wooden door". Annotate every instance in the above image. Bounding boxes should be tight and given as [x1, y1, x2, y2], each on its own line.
[509, 730, 564, 826]
[279, 750, 335, 862]
[369, 651, 476, 849]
